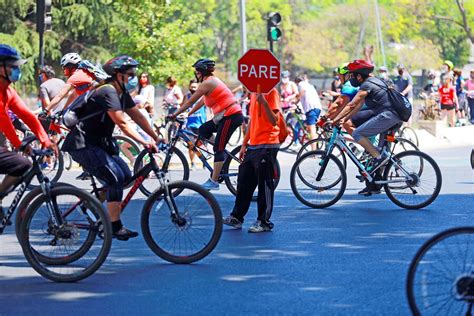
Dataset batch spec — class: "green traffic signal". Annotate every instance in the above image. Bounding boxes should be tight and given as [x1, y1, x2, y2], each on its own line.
[270, 27, 281, 41]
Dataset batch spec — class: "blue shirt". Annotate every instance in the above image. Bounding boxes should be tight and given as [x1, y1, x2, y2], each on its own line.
[185, 93, 206, 129]
[340, 81, 359, 101]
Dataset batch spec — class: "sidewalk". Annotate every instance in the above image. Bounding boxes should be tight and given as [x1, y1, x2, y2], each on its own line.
[416, 125, 474, 150]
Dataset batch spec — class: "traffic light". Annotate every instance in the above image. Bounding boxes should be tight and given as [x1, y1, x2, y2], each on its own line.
[267, 12, 282, 42]
[37, 0, 52, 33]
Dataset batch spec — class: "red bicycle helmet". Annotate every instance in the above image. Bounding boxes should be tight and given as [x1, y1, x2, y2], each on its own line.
[347, 59, 374, 76]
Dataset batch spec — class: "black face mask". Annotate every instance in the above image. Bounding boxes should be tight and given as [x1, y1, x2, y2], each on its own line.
[349, 77, 361, 87]
[189, 89, 197, 94]
[398, 70, 404, 76]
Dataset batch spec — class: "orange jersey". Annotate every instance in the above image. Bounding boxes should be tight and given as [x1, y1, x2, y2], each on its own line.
[248, 89, 281, 146]
[67, 69, 94, 95]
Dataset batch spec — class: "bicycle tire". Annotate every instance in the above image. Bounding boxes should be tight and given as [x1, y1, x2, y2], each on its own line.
[392, 137, 419, 154]
[115, 135, 141, 167]
[383, 150, 442, 209]
[133, 146, 190, 197]
[20, 186, 112, 282]
[222, 145, 280, 201]
[406, 226, 474, 315]
[471, 149, 474, 169]
[400, 126, 419, 147]
[141, 180, 222, 264]
[280, 125, 295, 151]
[297, 137, 347, 169]
[290, 150, 347, 209]
[15, 182, 74, 244]
[228, 125, 242, 147]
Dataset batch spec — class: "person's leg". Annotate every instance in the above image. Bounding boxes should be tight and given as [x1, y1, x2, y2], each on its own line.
[229, 150, 258, 224]
[120, 142, 135, 165]
[441, 108, 448, 126]
[0, 148, 31, 224]
[468, 98, 474, 123]
[305, 109, 320, 150]
[253, 149, 278, 230]
[211, 114, 244, 182]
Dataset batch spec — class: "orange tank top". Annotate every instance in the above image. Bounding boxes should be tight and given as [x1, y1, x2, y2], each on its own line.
[203, 77, 241, 117]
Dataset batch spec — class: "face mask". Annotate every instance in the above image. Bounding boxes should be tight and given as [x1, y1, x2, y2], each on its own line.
[189, 89, 197, 94]
[427, 79, 433, 85]
[379, 73, 388, 80]
[139, 78, 148, 86]
[349, 77, 361, 87]
[38, 74, 44, 84]
[9, 66, 21, 82]
[282, 78, 289, 84]
[125, 76, 138, 91]
[398, 70, 404, 76]
[441, 66, 448, 74]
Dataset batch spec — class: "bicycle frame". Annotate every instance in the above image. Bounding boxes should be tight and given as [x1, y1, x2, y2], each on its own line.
[0, 151, 60, 234]
[162, 120, 240, 180]
[321, 126, 415, 185]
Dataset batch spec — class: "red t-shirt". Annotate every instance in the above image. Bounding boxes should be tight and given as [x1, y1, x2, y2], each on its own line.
[0, 82, 50, 149]
[438, 85, 455, 105]
[67, 69, 94, 95]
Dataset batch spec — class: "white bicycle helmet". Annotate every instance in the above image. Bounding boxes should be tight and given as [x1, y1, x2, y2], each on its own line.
[60, 53, 82, 67]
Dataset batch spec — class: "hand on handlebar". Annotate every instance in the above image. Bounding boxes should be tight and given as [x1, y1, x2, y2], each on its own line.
[144, 141, 158, 153]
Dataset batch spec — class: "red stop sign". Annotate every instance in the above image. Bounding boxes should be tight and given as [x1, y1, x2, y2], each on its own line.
[238, 49, 281, 94]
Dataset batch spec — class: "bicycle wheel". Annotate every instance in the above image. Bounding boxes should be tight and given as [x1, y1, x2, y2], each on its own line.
[27, 146, 63, 189]
[279, 125, 294, 151]
[383, 150, 442, 209]
[290, 150, 346, 208]
[400, 126, 419, 147]
[20, 186, 112, 282]
[407, 227, 474, 315]
[133, 147, 189, 197]
[227, 125, 242, 147]
[114, 135, 141, 170]
[222, 145, 280, 201]
[141, 180, 222, 264]
[297, 137, 347, 169]
[391, 137, 419, 154]
[15, 182, 75, 243]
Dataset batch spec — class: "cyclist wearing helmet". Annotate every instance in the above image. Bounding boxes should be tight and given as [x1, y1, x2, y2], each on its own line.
[170, 58, 244, 191]
[0, 44, 53, 224]
[62, 55, 160, 240]
[44, 53, 95, 114]
[333, 59, 402, 195]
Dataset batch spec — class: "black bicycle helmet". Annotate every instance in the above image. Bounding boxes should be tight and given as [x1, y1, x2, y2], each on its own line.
[192, 58, 215, 73]
[0, 44, 26, 66]
[103, 55, 139, 76]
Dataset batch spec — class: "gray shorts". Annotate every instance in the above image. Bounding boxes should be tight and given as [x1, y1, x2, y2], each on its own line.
[352, 110, 402, 142]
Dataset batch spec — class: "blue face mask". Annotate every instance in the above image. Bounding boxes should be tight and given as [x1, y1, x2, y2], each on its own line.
[9, 66, 21, 82]
[125, 75, 138, 91]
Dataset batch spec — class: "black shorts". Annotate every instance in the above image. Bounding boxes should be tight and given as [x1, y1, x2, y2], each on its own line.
[0, 147, 31, 177]
[441, 104, 455, 111]
[351, 108, 376, 127]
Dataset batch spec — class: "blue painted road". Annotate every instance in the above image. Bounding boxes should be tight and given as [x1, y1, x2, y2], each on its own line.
[0, 146, 473, 315]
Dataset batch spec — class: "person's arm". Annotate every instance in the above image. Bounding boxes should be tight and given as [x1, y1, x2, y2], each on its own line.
[108, 110, 155, 149]
[45, 84, 74, 113]
[295, 85, 305, 104]
[333, 90, 368, 123]
[125, 106, 159, 142]
[174, 87, 184, 105]
[402, 76, 413, 96]
[325, 95, 350, 120]
[257, 94, 278, 126]
[10, 92, 51, 148]
[239, 119, 251, 160]
[172, 81, 211, 117]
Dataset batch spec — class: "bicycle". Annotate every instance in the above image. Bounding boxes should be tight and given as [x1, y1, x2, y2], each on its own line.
[290, 124, 442, 209]
[89, 147, 223, 263]
[133, 117, 281, 200]
[406, 226, 474, 315]
[1, 135, 112, 282]
[296, 125, 419, 167]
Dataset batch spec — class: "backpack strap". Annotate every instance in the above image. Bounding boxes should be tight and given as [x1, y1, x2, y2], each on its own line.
[75, 84, 115, 123]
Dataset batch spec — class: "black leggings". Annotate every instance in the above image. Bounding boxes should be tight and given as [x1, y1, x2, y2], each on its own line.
[0, 147, 31, 177]
[198, 113, 243, 162]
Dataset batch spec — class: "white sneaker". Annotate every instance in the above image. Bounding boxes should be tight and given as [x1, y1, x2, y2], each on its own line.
[201, 178, 219, 191]
[248, 221, 272, 233]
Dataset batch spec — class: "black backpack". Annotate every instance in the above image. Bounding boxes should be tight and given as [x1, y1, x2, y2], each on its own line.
[62, 84, 113, 129]
[371, 78, 412, 122]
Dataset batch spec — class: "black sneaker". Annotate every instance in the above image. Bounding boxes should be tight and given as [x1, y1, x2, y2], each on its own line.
[223, 215, 243, 229]
[0, 207, 12, 226]
[367, 153, 389, 174]
[76, 171, 91, 181]
[358, 184, 382, 196]
[113, 226, 139, 241]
